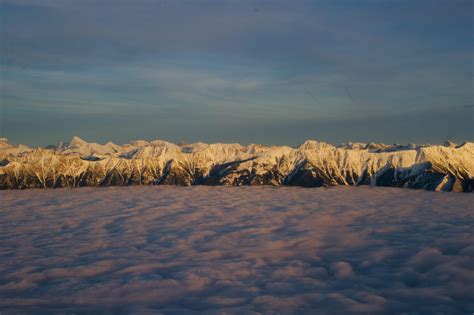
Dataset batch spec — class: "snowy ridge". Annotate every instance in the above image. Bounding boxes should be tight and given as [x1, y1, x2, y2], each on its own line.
[0, 136, 472, 191]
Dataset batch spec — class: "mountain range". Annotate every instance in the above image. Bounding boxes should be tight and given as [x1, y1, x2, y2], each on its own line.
[0, 137, 472, 192]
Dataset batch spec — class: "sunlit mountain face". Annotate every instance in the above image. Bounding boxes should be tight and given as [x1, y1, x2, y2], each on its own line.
[1, 136, 473, 192]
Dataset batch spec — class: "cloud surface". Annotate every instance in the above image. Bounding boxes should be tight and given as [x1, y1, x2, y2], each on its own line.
[0, 186, 473, 313]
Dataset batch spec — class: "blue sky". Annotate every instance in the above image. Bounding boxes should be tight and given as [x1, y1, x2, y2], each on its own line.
[1, 0, 472, 146]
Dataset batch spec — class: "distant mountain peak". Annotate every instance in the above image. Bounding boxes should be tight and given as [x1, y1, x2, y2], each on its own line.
[69, 136, 88, 147]
[0, 138, 12, 149]
[0, 137, 472, 192]
[443, 140, 457, 148]
[298, 140, 334, 151]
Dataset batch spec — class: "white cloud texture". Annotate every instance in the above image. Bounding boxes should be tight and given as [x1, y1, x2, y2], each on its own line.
[0, 186, 473, 313]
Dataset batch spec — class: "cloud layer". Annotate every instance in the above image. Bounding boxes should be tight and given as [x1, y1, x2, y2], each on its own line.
[0, 186, 473, 313]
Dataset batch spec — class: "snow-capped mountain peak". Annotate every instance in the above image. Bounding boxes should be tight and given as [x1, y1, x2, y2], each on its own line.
[0, 138, 472, 192]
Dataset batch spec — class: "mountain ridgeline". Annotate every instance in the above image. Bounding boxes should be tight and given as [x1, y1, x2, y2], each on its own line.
[0, 137, 473, 192]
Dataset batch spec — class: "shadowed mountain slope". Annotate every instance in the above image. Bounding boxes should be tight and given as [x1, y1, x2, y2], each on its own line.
[0, 137, 472, 191]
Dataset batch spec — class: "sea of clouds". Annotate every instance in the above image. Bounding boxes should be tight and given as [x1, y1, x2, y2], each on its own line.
[0, 186, 473, 314]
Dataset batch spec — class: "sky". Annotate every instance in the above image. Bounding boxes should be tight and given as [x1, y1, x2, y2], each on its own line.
[0, 0, 473, 147]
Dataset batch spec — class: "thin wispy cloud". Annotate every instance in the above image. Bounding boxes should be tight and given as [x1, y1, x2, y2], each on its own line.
[1, 0, 472, 145]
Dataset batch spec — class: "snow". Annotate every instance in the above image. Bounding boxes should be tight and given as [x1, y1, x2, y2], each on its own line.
[0, 138, 12, 149]
[1, 137, 473, 191]
[0, 186, 473, 313]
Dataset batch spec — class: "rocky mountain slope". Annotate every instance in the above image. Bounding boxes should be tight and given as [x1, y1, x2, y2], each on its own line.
[0, 137, 472, 192]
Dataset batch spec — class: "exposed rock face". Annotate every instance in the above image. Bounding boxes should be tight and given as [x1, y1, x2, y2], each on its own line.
[0, 137, 473, 192]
